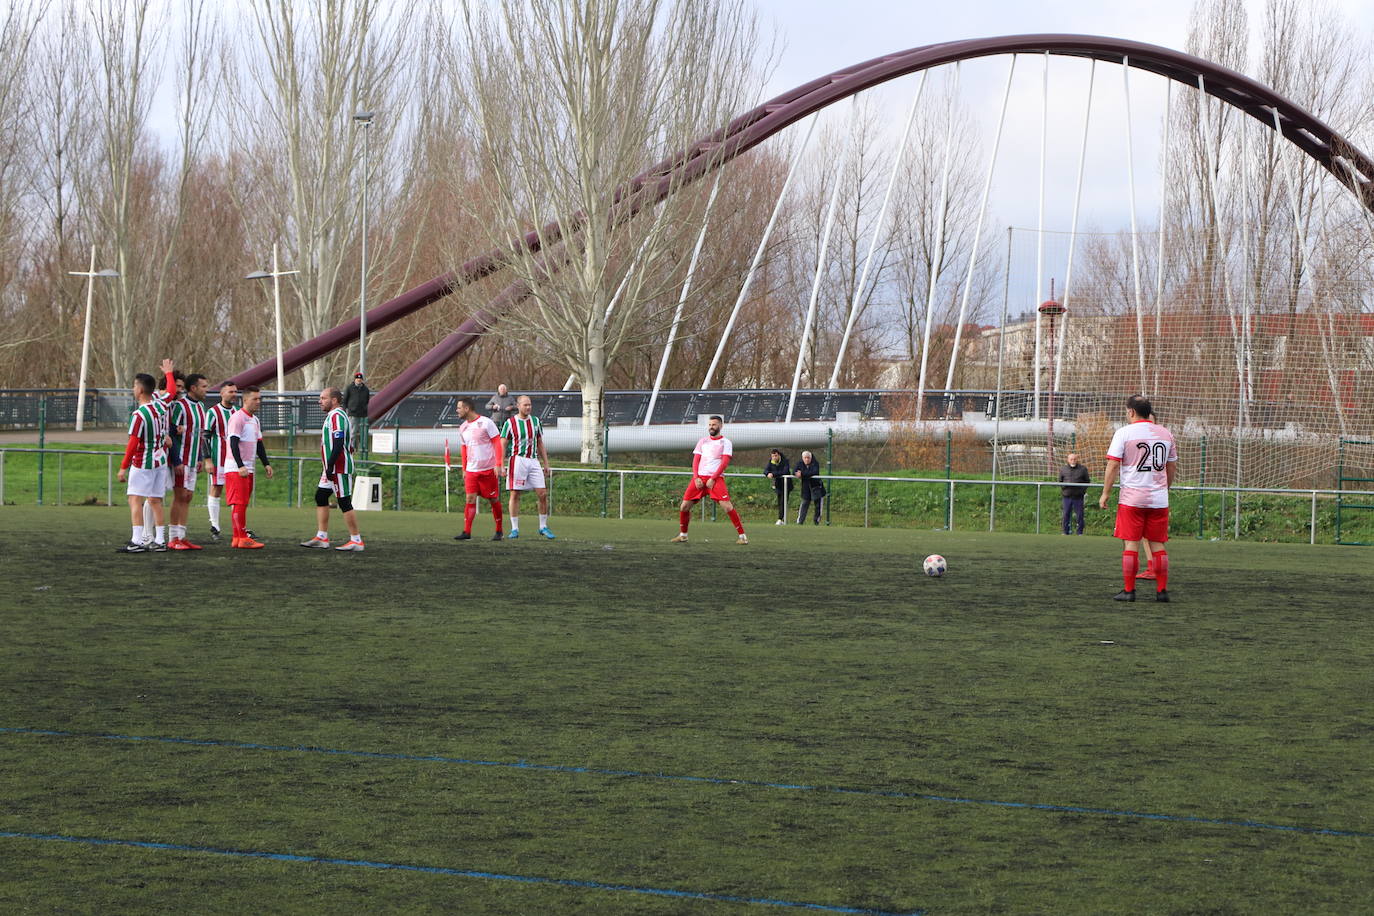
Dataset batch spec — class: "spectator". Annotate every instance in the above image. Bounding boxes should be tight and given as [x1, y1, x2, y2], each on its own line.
[486, 383, 518, 426]
[793, 450, 826, 526]
[1059, 451, 1091, 535]
[764, 448, 792, 525]
[342, 372, 371, 457]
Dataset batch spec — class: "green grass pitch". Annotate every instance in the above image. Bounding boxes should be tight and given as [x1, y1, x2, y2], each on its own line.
[1, 506, 1372, 913]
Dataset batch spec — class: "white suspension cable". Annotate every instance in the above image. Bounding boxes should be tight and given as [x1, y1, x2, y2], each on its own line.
[943, 57, 1016, 392]
[1056, 58, 1097, 395]
[1122, 57, 1147, 392]
[644, 172, 723, 424]
[1033, 50, 1048, 419]
[914, 69, 960, 421]
[701, 113, 819, 390]
[786, 134, 852, 423]
[1151, 79, 1172, 396]
[827, 71, 929, 390]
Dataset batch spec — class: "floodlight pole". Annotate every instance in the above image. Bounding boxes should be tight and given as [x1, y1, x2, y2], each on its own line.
[355, 111, 374, 379]
[246, 244, 300, 394]
[68, 246, 119, 432]
[1039, 285, 1066, 473]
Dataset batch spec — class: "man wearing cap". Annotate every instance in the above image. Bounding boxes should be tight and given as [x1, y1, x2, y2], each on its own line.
[342, 372, 371, 457]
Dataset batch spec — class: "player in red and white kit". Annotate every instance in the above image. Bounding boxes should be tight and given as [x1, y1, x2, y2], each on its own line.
[1099, 394, 1177, 602]
[224, 385, 274, 549]
[452, 396, 505, 541]
[672, 415, 747, 545]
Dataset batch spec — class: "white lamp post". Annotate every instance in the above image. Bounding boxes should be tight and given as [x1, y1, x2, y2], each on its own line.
[246, 243, 300, 394]
[68, 246, 119, 432]
[354, 111, 374, 378]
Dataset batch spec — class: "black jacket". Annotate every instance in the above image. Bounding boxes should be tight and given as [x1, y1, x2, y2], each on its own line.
[794, 459, 826, 499]
[764, 456, 791, 491]
[1059, 463, 1091, 498]
[342, 382, 371, 418]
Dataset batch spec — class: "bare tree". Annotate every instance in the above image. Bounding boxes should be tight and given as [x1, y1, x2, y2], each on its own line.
[225, 0, 417, 390]
[448, 0, 768, 461]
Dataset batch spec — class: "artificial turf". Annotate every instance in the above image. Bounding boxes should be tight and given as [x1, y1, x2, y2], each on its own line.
[1, 506, 1371, 913]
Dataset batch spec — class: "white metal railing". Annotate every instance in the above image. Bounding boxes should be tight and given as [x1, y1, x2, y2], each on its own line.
[5, 446, 1374, 546]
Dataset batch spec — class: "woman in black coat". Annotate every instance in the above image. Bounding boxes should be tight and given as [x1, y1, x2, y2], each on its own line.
[763, 449, 791, 524]
[793, 450, 826, 525]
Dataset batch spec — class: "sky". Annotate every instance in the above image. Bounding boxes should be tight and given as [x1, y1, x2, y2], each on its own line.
[740, 0, 1374, 314]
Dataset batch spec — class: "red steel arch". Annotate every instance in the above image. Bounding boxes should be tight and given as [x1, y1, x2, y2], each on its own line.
[226, 34, 1374, 419]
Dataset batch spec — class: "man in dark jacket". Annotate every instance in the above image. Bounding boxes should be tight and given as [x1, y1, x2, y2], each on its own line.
[342, 373, 370, 457]
[1059, 451, 1091, 535]
[764, 449, 791, 525]
[793, 450, 826, 525]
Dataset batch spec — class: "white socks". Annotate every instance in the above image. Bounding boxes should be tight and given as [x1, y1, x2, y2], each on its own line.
[208, 496, 221, 528]
[510, 516, 519, 532]
[132, 525, 144, 543]
[317, 530, 329, 540]
[539, 514, 548, 529]
[143, 502, 155, 533]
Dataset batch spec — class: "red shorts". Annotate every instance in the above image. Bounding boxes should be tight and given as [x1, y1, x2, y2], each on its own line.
[464, 469, 499, 500]
[225, 471, 255, 507]
[1114, 504, 1169, 543]
[683, 476, 731, 503]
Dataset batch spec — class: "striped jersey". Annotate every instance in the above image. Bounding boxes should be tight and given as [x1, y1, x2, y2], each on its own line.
[205, 402, 239, 469]
[320, 407, 355, 476]
[126, 403, 169, 469]
[500, 415, 543, 460]
[170, 397, 209, 467]
[1106, 420, 1178, 509]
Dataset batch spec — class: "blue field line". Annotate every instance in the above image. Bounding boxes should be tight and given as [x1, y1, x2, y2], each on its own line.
[0, 830, 919, 915]
[4, 725, 1371, 840]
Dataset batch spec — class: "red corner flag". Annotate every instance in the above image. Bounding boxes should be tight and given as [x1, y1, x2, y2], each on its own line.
[444, 439, 451, 469]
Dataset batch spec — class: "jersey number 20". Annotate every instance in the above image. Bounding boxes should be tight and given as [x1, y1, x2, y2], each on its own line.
[1135, 442, 1168, 472]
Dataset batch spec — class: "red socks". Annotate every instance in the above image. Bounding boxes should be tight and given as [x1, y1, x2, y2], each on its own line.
[231, 503, 247, 539]
[1153, 551, 1168, 591]
[464, 503, 476, 533]
[490, 499, 503, 532]
[1122, 550, 1138, 592]
[727, 508, 744, 534]
[679, 510, 691, 533]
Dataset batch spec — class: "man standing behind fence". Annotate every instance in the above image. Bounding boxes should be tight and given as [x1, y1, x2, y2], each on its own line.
[1099, 395, 1177, 602]
[1059, 452, 1090, 535]
[343, 372, 370, 457]
[793, 451, 825, 526]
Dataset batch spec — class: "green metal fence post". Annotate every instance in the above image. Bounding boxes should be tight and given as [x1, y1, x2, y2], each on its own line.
[826, 427, 833, 525]
[1197, 437, 1207, 539]
[393, 426, 401, 511]
[600, 416, 609, 518]
[944, 429, 952, 528]
[37, 398, 46, 505]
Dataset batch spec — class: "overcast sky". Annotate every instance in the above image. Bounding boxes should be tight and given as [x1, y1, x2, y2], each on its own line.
[739, 0, 1374, 311]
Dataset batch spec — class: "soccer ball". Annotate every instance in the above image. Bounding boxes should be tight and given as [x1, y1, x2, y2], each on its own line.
[922, 554, 947, 577]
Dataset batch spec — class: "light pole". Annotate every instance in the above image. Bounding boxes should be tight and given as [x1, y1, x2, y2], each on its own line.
[354, 111, 374, 379]
[1038, 283, 1066, 474]
[246, 243, 300, 394]
[68, 246, 119, 432]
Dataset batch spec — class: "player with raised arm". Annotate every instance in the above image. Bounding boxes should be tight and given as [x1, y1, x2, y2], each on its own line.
[140, 360, 180, 545]
[116, 373, 170, 552]
[166, 369, 210, 550]
[500, 395, 554, 540]
[300, 387, 365, 552]
[1099, 394, 1178, 602]
[203, 381, 239, 541]
[452, 396, 505, 541]
[671, 415, 747, 545]
[224, 386, 274, 549]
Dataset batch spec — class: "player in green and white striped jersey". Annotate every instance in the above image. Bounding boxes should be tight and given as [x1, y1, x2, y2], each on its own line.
[300, 387, 365, 551]
[203, 381, 239, 540]
[498, 395, 554, 539]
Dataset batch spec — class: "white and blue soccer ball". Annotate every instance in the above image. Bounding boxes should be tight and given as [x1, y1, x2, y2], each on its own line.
[922, 554, 947, 577]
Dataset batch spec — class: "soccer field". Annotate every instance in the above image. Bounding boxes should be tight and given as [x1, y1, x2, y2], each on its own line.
[1, 507, 1371, 914]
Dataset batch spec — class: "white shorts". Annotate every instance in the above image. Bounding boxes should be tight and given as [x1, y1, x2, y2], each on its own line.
[211, 467, 228, 487]
[506, 455, 546, 491]
[127, 467, 167, 499]
[171, 463, 198, 493]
